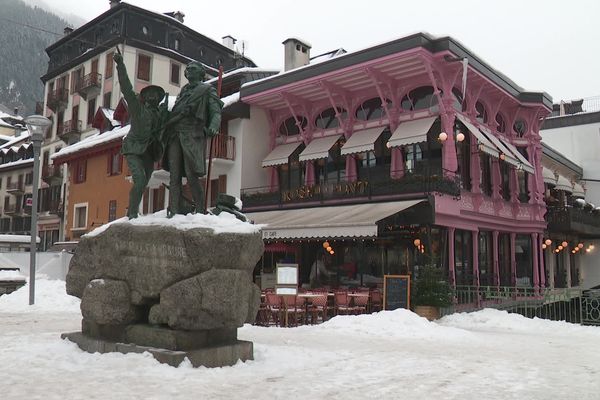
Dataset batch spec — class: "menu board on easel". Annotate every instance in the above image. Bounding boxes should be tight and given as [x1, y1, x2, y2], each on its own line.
[383, 275, 410, 310]
[276, 263, 298, 295]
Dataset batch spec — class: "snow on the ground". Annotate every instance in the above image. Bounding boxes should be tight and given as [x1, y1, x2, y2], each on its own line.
[85, 209, 263, 237]
[0, 279, 599, 400]
[0, 279, 80, 313]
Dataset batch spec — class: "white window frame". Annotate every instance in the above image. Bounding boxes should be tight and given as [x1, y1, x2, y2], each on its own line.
[72, 202, 88, 230]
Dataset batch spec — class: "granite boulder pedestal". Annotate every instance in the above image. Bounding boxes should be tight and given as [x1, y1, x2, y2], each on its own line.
[62, 216, 263, 368]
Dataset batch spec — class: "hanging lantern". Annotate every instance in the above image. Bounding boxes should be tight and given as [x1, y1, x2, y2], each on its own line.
[326, 246, 332, 252]
[413, 238, 421, 247]
[542, 243, 547, 249]
[330, 250, 335, 255]
[545, 239, 552, 246]
[578, 243, 584, 249]
[558, 245, 563, 250]
[323, 241, 330, 249]
[438, 132, 448, 142]
[456, 132, 465, 142]
[561, 241, 568, 247]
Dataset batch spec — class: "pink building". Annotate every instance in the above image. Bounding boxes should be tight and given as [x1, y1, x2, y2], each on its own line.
[240, 33, 553, 294]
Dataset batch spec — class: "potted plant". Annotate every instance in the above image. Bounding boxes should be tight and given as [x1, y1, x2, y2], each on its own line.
[412, 264, 453, 321]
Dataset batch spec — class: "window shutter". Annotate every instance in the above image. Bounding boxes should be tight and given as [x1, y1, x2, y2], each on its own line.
[107, 152, 111, 175]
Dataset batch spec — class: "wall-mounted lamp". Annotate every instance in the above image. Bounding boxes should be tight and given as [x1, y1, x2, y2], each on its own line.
[499, 153, 506, 161]
[456, 132, 465, 142]
[438, 132, 448, 142]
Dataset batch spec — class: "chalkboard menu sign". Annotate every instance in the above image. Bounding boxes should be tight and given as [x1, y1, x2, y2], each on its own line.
[383, 275, 410, 310]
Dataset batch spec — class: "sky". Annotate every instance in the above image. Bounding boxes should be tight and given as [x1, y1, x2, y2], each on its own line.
[35, 0, 600, 102]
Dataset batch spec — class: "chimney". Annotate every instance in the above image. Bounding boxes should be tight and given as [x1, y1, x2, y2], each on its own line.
[282, 38, 311, 72]
[64, 27, 73, 36]
[222, 35, 237, 50]
[109, 0, 121, 9]
[164, 11, 185, 23]
[173, 11, 185, 23]
[13, 107, 18, 116]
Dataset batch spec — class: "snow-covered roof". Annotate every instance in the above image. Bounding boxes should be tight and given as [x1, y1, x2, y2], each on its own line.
[309, 48, 347, 65]
[51, 126, 123, 161]
[0, 158, 34, 171]
[0, 132, 30, 150]
[205, 67, 280, 84]
[222, 92, 240, 109]
[99, 108, 120, 127]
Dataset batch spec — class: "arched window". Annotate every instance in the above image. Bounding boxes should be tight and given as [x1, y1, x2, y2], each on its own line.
[279, 116, 307, 136]
[495, 113, 506, 133]
[315, 107, 347, 129]
[513, 119, 527, 137]
[355, 97, 390, 120]
[401, 86, 438, 111]
[475, 101, 488, 124]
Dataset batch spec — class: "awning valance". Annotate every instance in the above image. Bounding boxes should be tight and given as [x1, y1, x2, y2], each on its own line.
[387, 116, 437, 148]
[501, 140, 535, 174]
[247, 199, 425, 239]
[262, 142, 303, 168]
[479, 127, 520, 168]
[572, 182, 585, 198]
[455, 114, 499, 158]
[298, 135, 341, 162]
[542, 167, 557, 185]
[555, 175, 573, 192]
[341, 127, 386, 155]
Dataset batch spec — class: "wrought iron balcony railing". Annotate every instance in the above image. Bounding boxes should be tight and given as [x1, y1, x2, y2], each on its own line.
[75, 72, 102, 100]
[241, 167, 460, 209]
[46, 87, 69, 113]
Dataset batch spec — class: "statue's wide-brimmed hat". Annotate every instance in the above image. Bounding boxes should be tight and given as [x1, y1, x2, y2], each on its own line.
[140, 85, 165, 100]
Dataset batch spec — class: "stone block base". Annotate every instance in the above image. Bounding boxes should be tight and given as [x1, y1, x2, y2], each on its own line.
[61, 331, 253, 368]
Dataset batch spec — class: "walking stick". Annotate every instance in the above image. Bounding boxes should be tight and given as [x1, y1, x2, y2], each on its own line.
[203, 65, 224, 213]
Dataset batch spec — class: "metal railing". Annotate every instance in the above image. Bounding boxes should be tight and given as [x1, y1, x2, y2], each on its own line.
[6, 182, 24, 192]
[211, 134, 235, 161]
[46, 88, 69, 111]
[75, 72, 102, 92]
[42, 165, 62, 181]
[549, 95, 600, 117]
[60, 120, 82, 138]
[241, 166, 460, 208]
[439, 285, 600, 326]
[546, 205, 600, 230]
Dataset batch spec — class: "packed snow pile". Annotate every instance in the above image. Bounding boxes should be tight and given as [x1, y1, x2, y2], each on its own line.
[85, 209, 263, 238]
[305, 308, 472, 340]
[439, 308, 600, 337]
[0, 278, 80, 313]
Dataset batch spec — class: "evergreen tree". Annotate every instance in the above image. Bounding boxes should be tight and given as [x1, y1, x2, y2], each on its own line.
[0, 0, 71, 115]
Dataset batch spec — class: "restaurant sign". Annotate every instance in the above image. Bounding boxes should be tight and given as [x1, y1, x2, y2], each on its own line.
[282, 181, 369, 202]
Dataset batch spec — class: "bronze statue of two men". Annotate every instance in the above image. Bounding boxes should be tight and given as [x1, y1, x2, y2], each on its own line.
[114, 54, 223, 218]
